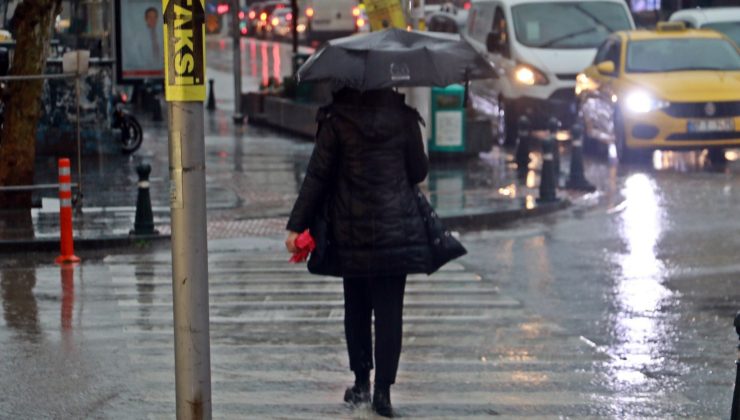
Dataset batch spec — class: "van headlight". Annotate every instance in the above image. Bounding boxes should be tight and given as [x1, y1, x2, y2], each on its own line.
[512, 64, 548, 86]
[624, 91, 669, 113]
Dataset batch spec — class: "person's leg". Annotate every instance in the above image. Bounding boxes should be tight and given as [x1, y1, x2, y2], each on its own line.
[342, 277, 373, 404]
[371, 275, 407, 417]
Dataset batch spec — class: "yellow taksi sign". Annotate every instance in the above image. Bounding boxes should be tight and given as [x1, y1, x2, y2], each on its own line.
[162, 0, 206, 102]
[364, 0, 407, 31]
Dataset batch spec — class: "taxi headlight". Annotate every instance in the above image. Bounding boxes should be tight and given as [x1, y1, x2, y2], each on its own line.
[624, 91, 669, 113]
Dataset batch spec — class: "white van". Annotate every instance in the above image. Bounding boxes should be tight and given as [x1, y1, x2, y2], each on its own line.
[465, 0, 634, 145]
[670, 7, 740, 47]
[305, 0, 360, 43]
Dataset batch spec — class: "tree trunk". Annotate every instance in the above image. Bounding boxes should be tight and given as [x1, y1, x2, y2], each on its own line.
[0, 0, 62, 208]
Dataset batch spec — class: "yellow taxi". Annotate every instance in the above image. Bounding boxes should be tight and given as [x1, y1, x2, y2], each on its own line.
[576, 22, 740, 163]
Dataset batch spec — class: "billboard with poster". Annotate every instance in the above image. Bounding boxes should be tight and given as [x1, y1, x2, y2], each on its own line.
[114, 0, 164, 82]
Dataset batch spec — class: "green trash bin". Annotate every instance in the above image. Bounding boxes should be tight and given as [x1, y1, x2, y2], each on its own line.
[292, 53, 313, 102]
[429, 84, 466, 153]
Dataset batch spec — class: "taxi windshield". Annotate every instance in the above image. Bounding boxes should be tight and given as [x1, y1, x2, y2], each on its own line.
[702, 22, 740, 48]
[626, 38, 740, 72]
[512, 2, 632, 49]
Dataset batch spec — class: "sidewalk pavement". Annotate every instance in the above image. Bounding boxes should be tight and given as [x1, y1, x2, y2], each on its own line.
[0, 37, 583, 250]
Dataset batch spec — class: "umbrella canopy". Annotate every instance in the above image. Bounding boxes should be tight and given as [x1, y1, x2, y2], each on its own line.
[296, 28, 496, 91]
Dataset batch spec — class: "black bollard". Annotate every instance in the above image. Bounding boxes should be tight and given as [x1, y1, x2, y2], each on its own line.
[515, 115, 531, 178]
[565, 123, 596, 192]
[207, 79, 216, 111]
[732, 312, 740, 420]
[549, 117, 561, 184]
[151, 93, 163, 122]
[130, 163, 158, 236]
[538, 121, 559, 204]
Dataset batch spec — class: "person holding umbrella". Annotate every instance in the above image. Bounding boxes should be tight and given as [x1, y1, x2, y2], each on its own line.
[285, 28, 493, 417]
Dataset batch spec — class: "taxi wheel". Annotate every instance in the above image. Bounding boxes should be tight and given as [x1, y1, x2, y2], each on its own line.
[614, 110, 650, 164]
[708, 148, 727, 165]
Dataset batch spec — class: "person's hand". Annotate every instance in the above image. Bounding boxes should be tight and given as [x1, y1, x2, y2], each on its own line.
[285, 231, 300, 253]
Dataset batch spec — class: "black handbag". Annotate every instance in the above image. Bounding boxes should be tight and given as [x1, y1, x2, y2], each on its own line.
[307, 197, 340, 276]
[414, 186, 467, 273]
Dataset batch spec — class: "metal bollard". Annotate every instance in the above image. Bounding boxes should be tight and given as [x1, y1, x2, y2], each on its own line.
[130, 163, 158, 236]
[55, 158, 81, 264]
[151, 92, 163, 122]
[207, 79, 216, 111]
[549, 117, 561, 184]
[515, 115, 531, 177]
[538, 122, 559, 203]
[732, 312, 740, 420]
[565, 123, 596, 192]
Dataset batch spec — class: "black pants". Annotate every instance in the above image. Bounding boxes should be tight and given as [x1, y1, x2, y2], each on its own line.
[343, 275, 407, 386]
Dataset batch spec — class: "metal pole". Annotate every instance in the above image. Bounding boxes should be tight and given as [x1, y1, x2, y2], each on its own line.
[291, 0, 298, 55]
[162, 1, 212, 417]
[732, 312, 740, 420]
[75, 75, 83, 208]
[232, 0, 244, 124]
[169, 102, 212, 419]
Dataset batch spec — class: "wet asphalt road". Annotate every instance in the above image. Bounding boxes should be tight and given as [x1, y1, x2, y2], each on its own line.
[464, 153, 740, 417]
[2, 37, 740, 417]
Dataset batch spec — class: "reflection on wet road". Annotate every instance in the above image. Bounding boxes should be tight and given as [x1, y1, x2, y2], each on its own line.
[463, 148, 740, 417]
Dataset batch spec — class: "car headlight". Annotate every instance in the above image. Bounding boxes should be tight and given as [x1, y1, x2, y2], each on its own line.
[512, 64, 548, 86]
[624, 91, 669, 113]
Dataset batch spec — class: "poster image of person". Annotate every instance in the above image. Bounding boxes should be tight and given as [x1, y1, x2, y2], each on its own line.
[118, 0, 164, 80]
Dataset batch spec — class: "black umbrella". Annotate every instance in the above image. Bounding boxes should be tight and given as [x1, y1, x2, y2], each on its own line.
[296, 28, 496, 91]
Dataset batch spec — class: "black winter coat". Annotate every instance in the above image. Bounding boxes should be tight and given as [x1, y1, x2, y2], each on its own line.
[286, 89, 433, 278]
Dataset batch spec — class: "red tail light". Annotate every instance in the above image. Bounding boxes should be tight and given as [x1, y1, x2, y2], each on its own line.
[249, 10, 256, 19]
[238, 11, 245, 19]
[121, 93, 128, 103]
[217, 4, 229, 14]
[463, 1, 471, 10]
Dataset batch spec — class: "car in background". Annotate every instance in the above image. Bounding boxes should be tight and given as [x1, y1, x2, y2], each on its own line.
[304, 0, 360, 43]
[670, 7, 740, 47]
[241, 3, 263, 36]
[255, 1, 289, 38]
[576, 22, 740, 163]
[465, 0, 635, 146]
[269, 8, 308, 39]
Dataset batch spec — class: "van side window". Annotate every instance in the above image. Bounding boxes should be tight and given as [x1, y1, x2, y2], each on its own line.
[493, 7, 510, 58]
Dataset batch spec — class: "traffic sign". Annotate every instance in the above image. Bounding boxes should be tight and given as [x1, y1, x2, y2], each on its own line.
[163, 0, 206, 102]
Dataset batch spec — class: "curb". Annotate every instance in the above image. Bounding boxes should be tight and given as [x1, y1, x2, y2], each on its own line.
[0, 234, 170, 254]
[0, 200, 570, 253]
[441, 199, 570, 231]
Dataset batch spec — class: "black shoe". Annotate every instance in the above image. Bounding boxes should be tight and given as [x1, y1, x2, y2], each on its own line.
[343, 383, 370, 405]
[372, 387, 393, 418]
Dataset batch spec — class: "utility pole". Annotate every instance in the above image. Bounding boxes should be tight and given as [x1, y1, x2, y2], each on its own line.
[291, 0, 298, 55]
[231, 0, 244, 123]
[162, 1, 212, 419]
